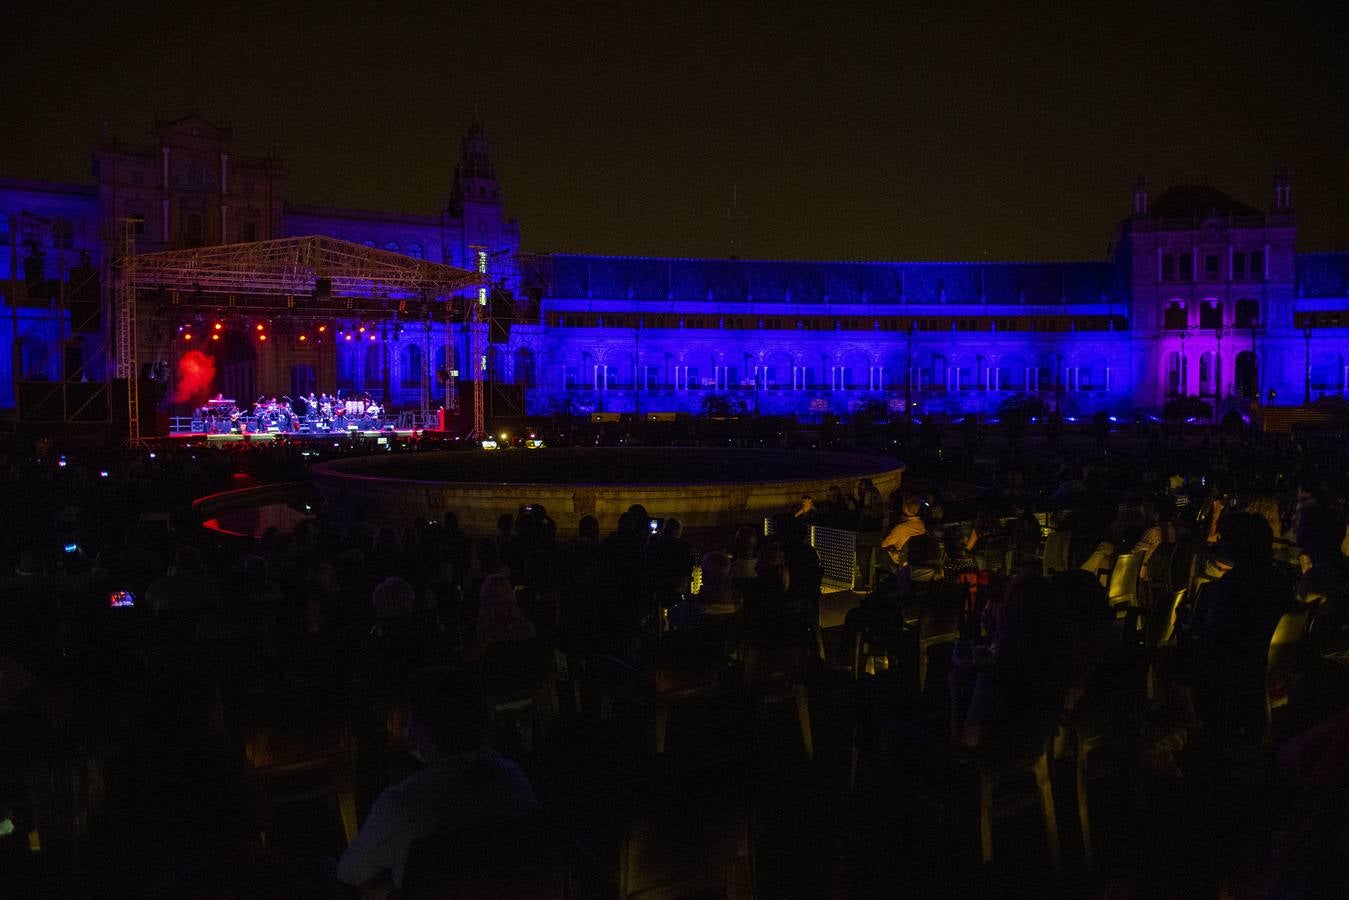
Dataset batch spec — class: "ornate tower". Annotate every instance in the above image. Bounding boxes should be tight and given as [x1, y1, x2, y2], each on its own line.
[444, 118, 519, 290]
[450, 118, 501, 213]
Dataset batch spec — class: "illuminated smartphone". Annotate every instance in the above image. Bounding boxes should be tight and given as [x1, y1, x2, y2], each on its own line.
[649, 519, 660, 533]
[108, 590, 136, 608]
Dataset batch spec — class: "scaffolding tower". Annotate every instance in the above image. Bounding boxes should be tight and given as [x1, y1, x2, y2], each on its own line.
[468, 246, 488, 440]
[114, 220, 140, 446]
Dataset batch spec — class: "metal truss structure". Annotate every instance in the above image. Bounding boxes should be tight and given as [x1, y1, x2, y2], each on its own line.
[9, 211, 115, 432]
[115, 221, 139, 445]
[116, 234, 483, 443]
[128, 235, 483, 311]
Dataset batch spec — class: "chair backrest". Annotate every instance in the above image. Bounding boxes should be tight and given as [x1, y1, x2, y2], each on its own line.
[1268, 602, 1316, 672]
[1042, 530, 1072, 575]
[1149, 587, 1188, 648]
[1106, 553, 1143, 606]
[620, 795, 754, 900]
[403, 812, 570, 900]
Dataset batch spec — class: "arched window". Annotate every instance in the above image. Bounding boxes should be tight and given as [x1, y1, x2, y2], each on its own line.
[1249, 250, 1264, 280]
[1035, 354, 1058, 393]
[762, 351, 794, 389]
[1232, 251, 1246, 280]
[337, 343, 356, 388]
[1235, 299, 1259, 329]
[362, 240, 376, 248]
[384, 241, 399, 252]
[1198, 352, 1219, 397]
[185, 212, 204, 246]
[401, 343, 422, 387]
[1164, 301, 1187, 330]
[1235, 351, 1258, 398]
[1310, 353, 1344, 392]
[994, 354, 1026, 392]
[407, 243, 423, 259]
[21, 337, 49, 379]
[1165, 352, 1185, 397]
[1177, 253, 1193, 281]
[364, 343, 381, 383]
[1161, 254, 1174, 280]
[515, 347, 535, 386]
[1199, 301, 1222, 329]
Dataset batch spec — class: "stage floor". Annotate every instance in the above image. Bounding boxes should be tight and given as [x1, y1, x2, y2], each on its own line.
[162, 428, 420, 444]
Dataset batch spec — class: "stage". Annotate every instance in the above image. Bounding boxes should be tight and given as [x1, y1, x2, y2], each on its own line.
[158, 428, 424, 448]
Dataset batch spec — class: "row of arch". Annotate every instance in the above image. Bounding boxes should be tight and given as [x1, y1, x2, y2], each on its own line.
[359, 240, 425, 259]
[548, 347, 1117, 392]
[1164, 350, 1261, 398]
[1162, 298, 1260, 330]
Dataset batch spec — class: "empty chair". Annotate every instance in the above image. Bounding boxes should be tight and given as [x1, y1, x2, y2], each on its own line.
[620, 786, 755, 899]
[1041, 530, 1072, 575]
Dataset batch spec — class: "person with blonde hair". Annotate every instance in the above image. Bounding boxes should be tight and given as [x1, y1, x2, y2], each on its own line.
[472, 574, 536, 650]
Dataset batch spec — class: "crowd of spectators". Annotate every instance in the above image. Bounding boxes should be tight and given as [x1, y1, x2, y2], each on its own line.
[1, 421, 1347, 894]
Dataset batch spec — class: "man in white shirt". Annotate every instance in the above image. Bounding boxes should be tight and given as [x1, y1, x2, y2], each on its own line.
[337, 669, 537, 892]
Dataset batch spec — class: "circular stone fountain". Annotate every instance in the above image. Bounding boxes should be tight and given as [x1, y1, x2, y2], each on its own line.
[311, 447, 905, 536]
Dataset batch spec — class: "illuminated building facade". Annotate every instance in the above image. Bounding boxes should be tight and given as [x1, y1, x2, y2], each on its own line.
[2, 116, 1347, 422]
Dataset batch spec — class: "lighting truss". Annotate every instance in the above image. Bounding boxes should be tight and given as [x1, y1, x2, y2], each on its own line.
[126, 235, 482, 304]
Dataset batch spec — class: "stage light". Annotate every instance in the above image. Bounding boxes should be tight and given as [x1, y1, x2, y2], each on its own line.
[211, 333, 220, 341]
[183, 333, 193, 341]
[344, 334, 353, 341]
[259, 334, 268, 341]
[368, 334, 376, 341]
[358, 326, 366, 333]
[318, 325, 327, 333]
[299, 334, 308, 342]
[213, 322, 223, 331]
[255, 323, 265, 332]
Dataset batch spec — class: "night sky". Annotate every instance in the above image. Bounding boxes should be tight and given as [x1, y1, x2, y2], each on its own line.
[4, 1, 1348, 262]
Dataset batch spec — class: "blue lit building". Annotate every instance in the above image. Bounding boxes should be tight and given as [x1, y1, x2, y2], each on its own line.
[2, 116, 1347, 424]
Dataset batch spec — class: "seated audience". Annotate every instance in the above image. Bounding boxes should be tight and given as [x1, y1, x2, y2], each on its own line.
[337, 669, 538, 892]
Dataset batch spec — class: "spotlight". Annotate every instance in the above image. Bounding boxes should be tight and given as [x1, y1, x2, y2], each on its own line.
[358, 326, 366, 333]
[211, 333, 220, 341]
[213, 322, 223, 331]
[318, 325, 327, 333]
[259, 334, 268, 341]
[255, 324, 265, 332]
[368, 334, 376, 341]
[299, 334, 308, 342]
[344, 334, 353, 341]
[183, 333, 193, 341]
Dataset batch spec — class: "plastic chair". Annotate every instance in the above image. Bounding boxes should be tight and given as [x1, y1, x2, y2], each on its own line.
[741, 625, 816, 761]
[240, 696, 358, 845]
[603, 620, 737, 755]
[1100, 552, 1144, 610]
[1266, 599, 1319, 713]
[619, 791, 755, 899]
[403, 811, 572, 899]
[1041, 530, 1072, 575]
[848, 617, 917, 787]
[975, 748, 1063, 877]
